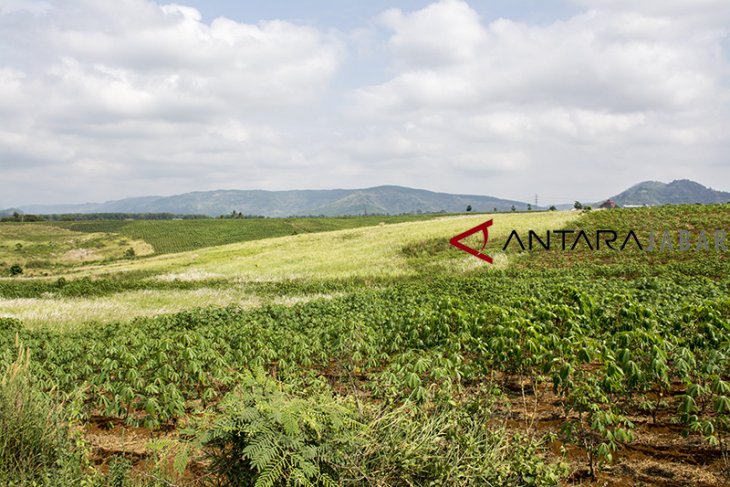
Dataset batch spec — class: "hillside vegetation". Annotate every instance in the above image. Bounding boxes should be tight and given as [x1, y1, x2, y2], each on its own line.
[50, 214, 443, 254]
[0, 224, 151, 275]
[0, 206, 728, 486]
[1, 211, 575, 328]
[609, 179, 730, 206]
[16, 185, 529, 217]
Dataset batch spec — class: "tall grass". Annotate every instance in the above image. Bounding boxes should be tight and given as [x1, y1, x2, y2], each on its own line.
[0, 340, 86, 485]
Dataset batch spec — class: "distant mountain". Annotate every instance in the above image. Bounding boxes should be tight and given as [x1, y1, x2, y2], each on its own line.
[607, 179, 730, 207]
[0, 208, 22, 217]
[12, 186, 530, 217]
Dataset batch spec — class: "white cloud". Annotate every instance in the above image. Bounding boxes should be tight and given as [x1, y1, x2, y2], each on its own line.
[0, 0, 345, 204]
[380, 0, 487, 68]
[344, 0, 730, 201]
[0, 0, 728, 207]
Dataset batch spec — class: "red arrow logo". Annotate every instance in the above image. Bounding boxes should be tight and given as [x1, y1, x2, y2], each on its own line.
[449, 219, 493, 263]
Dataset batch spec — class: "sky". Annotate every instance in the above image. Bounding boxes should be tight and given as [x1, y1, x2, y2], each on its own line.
[0, 0, 728, 207]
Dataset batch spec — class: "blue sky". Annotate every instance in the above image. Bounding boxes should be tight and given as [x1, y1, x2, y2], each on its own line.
[1, 0, 728, 206]
[184, 1, 580, 28]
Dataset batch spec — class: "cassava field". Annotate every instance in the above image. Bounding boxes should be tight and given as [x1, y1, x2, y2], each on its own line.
[0, 206, 728, 486]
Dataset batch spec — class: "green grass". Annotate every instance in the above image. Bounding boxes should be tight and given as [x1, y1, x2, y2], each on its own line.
[46, 211, 576, 281]
[6, 206, 726, 328]
[0, 205, 728, 485]
[516, 204, 730, 277]
[0, 224, 151, 275]
[1, 211, 578, 327]
[50, 214, 449, 254]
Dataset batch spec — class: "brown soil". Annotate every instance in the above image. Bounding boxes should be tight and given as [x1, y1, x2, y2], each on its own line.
[497, 378, 730, 486]
[81, 373, 729, 486]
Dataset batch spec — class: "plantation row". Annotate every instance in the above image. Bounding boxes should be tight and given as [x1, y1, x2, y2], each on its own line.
[1, 269, 728, 482]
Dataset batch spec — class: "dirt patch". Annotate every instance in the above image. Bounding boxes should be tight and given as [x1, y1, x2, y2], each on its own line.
[62, 248, 98, 262]
[496, 378, 730, 486]
[156, 270, 223, 282]
[130, 240, 155, 257]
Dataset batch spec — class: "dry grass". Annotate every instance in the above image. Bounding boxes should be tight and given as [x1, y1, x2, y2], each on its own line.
[55, 211, 578, 281]
[0, 289, 340, 331]
[0, 223, 152, 274]
[1, 212, 578, 329]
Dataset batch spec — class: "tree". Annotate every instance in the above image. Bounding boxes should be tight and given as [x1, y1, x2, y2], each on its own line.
[493, 207, 497, 212]
[527, 204, 532, 211]
[466, 205, 472, 212]
[549, 205, 557, 211]
[511, 205, 516, 212]
[574, 201, 583, 210]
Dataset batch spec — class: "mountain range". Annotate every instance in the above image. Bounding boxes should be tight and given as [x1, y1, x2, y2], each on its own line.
[3, 180, 728, 218]
[7, 186, 528, 217]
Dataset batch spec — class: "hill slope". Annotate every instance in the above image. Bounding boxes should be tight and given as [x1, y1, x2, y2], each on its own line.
[13, 186, 528, 217]
[609, 179, 730, 206]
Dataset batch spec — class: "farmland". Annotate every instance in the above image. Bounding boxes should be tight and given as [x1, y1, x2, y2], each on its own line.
[0, 206, 728, 486]
[49, 214, 444, 255]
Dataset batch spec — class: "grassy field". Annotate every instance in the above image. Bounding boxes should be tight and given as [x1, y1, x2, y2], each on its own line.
[0, 207, 728, 486]
[0, 211, 575, 328]
[50, 214, 449, 254]
[0, 223, 152, 276]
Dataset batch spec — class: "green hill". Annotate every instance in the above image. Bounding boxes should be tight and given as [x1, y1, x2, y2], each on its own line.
[13, 185, 529, 217]
[608, 179, 730, 206]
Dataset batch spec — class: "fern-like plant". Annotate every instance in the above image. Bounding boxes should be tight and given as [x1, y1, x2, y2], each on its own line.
[203, 369, 360, 487]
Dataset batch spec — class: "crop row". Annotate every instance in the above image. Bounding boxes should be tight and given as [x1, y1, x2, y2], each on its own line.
[1, 272, 728, 474]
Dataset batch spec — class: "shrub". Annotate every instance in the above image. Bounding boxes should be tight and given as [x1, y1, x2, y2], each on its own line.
[203, 370, 360, 486]
[346, 398, 567, 486]
[0, 343, 90, 485]
[24, 260, 51, 269]
[203, 374, 566, 487]
[106, 456, 133, 487]
[9, 264, 22, 276]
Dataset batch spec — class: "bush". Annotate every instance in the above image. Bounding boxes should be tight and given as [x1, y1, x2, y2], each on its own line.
[203, 370, 360, 486]
[9, 264, 22, 276]
[203, 374, 566, 487]
[24, 260, 51, 269]
[106, 456, 133, 487]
